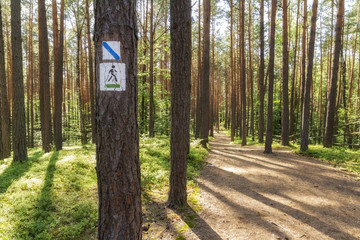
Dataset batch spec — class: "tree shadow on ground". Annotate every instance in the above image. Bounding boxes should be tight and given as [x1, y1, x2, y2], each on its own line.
[0, 150, 44, 194]
[14, 151, 59, 239]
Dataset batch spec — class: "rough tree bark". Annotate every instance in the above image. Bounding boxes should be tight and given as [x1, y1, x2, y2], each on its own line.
[265, 0, 277, 154]
[38, 0, 53, 152]
[240, 0, 246, 146]
[300, 0, 318, 152]
[167, 0, 192, 208]
[324, 0, 344, 148]
[95, 0, 141, 239]
[0, 3, 10, 158]
[11, 0, 27, 161]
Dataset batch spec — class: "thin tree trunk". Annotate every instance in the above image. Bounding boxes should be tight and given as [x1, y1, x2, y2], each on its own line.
[0, 3, 10, 157]
[324, 0, 344, 148]
[11, 0, 28, 161]
[265, 0, 277, 154]
[149, 0, 155, 138]
[300, 0, 307, 126]
[258, 0, 265, 143]
[240, 0, 246, 146]
[281, 0, 289, 145]
[95, 0, 141, 238]
[300, 0, 318, 152]
[248, 0, 254, 141]
[195, 0, 202, 139]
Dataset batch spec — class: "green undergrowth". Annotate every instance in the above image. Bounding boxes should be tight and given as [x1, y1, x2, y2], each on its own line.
[297, 145, 360, 175]
[0, 137, 207, 240]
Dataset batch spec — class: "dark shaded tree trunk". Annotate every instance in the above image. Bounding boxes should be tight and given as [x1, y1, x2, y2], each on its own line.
[52, 0, 65, 150]
[265, 0, 277, 154]
[300, 0, 307, 126]
[324, 0, 344, 148]
[199, 0, 210, 146]
[39, 0, 53, 152]
[281, 0, 289, 145]
[0, 3, 10, 158]
[95, 0, 141, 239]
[300, 0, 318, 152]
[167, 0, 192, 209]
[258, 0, 265, 143]
[11, 0, 28, 161]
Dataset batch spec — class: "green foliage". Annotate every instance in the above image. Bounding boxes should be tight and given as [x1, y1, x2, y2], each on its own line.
[298, 145, 360, 174]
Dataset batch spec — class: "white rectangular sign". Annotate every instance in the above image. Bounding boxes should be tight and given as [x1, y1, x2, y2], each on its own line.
[100, 63, 126, 91]
[102, 41, 121, 60]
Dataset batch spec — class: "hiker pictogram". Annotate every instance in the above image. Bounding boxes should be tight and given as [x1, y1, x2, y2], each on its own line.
[100, 63, 126, 92]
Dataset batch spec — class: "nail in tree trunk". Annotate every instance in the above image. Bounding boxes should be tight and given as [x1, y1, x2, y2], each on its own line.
[300, 0, 318, 152]
[38, 0, 53, 152]
[199, 0, 210, 146]
[0, 3, 10, 158]
[264, 0, 277, 154]
[168, 0, 192, 208]
[324, 0, 344, 148]
[95, 0, 141, 239]
[258, 0, 265, 143]
[11, 0, 27, 161]
[281, 0, 289, 146]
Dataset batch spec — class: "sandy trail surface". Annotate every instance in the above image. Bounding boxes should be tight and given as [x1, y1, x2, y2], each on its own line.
[186, 132, 360, 240]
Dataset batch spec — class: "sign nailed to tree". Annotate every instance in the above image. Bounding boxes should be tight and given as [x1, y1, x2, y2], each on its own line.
[100, 63, 126, 91]
[102, 41, 121, 60]
[100, 41, 126, 91]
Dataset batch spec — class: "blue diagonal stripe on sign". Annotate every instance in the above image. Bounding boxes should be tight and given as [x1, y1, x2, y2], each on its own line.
[103, 42, 120, 60]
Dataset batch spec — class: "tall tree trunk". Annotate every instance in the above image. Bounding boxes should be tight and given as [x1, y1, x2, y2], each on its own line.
[300, 0, 307, 126]
[230, 0, 236, 142]
[290, 0, 300, 136]
[77, 31, 87, 145]
[86, 0, 95, 144]
[95, 0, 141, 238]
[264, 0, 277, 154]
[281, 0, 289, 145]
[195, 0, 202, 139]
[53, 0, 65, 150]
[258, 0, 265, 143]
[248, 0, 255, 141]
[324, 0, 344, 148]
[199, 0, 210, 146]
[11, 0, 28, 161]
[39, 0, 53, 152]
[168, 0, 192, 208]
[240, 0, 246, 146]
[149, 0, 155, 138]
[300, 0, 318, 152]
[0, 3, 10, 158]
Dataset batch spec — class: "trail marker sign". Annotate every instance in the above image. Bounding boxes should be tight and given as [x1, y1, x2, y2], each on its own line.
[100, 62, 126, 91]
[102, 41, 121, 60]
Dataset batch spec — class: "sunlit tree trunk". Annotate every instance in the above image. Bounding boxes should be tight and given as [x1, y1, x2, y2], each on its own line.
[258, 0, 265, 143]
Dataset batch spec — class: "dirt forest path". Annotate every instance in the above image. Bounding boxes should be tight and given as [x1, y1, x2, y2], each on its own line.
[187, 131, 360, 240]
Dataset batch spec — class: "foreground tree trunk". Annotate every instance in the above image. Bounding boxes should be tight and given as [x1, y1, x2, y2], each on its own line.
[300, 0, 318, 152]
[11, 0, 27, 161]
[0, 3, 10, 158]
[324, 0, 344, 148]
[168, 0, 192, 208]
[38, 0, 52, 152]
[265, 0, 277, 154]
[95, 0, 141, 239]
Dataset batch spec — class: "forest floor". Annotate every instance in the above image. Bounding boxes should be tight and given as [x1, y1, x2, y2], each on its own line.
[145, 132, 360, 240]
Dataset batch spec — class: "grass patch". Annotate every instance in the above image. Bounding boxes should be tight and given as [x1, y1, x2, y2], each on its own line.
[0, 137, 208, 240]
[297, 145, 360, 174]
